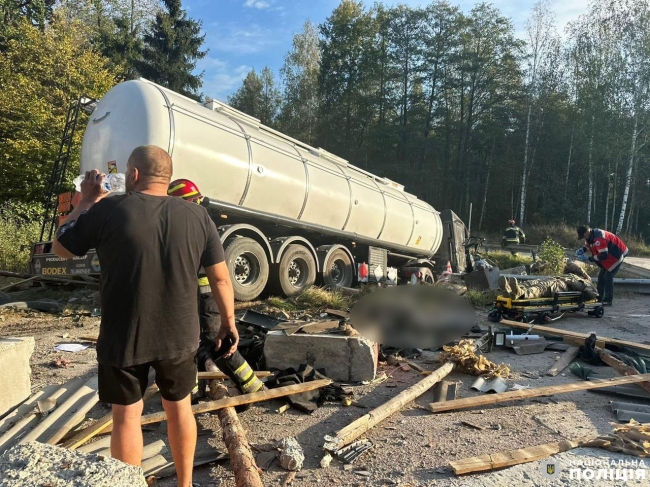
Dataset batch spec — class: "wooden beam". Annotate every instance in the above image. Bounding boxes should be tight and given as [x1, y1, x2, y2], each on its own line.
[597, 348, 650, 394]
[100, 380, 331, 433]
[546, 347, 580, 377]
[429, 373, 650, 413]
[500, 319, 650, 352]
[62, 385, 159, 449]
[325, 362, 454, 451]
[450, 436, 596, 475]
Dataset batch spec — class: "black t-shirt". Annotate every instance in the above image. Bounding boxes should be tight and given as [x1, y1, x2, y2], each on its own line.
[57, 192, 225, 367]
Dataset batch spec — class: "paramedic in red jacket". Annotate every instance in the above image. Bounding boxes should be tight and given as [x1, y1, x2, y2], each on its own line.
[577, 226, 628, 306]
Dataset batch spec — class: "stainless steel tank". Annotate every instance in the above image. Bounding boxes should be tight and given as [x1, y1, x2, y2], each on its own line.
[81, 79, 443, 255]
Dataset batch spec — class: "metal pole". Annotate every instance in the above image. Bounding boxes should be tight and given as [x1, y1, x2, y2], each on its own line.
[468, 203, 473, 233]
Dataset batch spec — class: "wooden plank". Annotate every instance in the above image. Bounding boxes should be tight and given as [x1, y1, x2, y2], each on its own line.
[63, 384, 159, 449]
[0, 276, 39, 292]
[100, 380, 332, 433]
[546, 346, 580, 377]
[198, 371, 272, 380]
[429, 373, 650, 413]
[500, 319, 650, 353]
[325, 362, 454, 451]
[450, 436, 596, 475]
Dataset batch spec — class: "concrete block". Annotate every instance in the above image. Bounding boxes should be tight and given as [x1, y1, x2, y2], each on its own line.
[263, 332, 377, 382]
[0, 337, 35, 417]
[0, 442, 147, 486]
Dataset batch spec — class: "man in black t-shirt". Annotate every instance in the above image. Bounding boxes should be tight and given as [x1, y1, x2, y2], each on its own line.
[53, 145, 238, 487]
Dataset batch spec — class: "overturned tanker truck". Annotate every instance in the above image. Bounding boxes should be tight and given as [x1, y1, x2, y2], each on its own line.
[33, 79, 468, 301]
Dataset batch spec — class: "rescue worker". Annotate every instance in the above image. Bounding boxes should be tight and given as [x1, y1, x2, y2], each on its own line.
[502, 219, 526, 246]
[577, 226, 628, 306]
[167, 179, 265, 396]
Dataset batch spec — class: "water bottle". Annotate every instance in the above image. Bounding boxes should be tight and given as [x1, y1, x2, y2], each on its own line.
[73, 173, 126, 193]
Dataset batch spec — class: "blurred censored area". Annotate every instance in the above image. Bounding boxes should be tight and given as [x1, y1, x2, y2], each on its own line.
[351, 286, 476, 349]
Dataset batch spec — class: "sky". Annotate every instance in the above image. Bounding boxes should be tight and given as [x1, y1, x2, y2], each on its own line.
[185, 0, 590, 101]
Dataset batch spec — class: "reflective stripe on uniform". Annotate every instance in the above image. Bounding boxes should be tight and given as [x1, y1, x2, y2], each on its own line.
[198, 276, 209, 287]
[234, 362, 264, 393]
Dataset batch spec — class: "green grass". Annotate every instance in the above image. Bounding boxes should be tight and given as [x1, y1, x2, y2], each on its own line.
[266, 286, 352, 312]
[465, 288, 498, 309]
[486, 250, 533, 270]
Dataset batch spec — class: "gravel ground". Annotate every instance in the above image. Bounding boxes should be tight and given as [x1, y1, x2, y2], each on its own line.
[1, 284, 649, 487]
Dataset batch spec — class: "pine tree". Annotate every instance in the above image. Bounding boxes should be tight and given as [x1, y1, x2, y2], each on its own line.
[136, 0, 206, 98]
[228, 67, 281, 127]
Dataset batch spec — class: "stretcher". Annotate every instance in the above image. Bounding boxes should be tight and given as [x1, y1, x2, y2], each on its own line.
[488, 291, 604, 324]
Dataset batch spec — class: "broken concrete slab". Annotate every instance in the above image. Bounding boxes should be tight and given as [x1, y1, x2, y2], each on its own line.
[0, 337, 35, 417]
[0, 442, 147, 486]
[264, 332, 378, 382]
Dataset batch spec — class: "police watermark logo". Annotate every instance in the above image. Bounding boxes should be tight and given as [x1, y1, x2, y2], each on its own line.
[595, 240, 601, 246]
[541, 460, 561, 479]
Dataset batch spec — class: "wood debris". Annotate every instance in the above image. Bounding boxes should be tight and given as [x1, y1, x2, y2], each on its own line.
[439, 340, 510, 378]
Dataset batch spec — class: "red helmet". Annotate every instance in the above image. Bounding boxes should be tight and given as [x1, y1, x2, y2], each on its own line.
[168, 179, 203, 204]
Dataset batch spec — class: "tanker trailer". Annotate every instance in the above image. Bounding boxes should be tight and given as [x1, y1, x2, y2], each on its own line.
[79, 79, 448, 300]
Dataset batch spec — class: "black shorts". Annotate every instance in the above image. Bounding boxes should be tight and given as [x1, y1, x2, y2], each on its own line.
[98, 350, 198, 405]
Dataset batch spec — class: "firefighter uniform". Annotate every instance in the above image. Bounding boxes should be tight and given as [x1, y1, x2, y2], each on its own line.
[503, 225, 526, 245]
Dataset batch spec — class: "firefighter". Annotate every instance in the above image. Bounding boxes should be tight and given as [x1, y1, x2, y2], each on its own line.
[502, 219, 526, 246]
[168, 179, 265, 396]
[577, 226, 628, 306]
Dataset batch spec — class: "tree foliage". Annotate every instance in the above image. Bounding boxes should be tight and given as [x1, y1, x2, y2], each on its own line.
[0, 17, 116, 216]
[228, 67, 281, 126]
[135, 0, 206, 98]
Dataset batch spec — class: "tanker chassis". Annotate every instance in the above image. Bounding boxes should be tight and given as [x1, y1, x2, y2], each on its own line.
[30, 79, 467, 301]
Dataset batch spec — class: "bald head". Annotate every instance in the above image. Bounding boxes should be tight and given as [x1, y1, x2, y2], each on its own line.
[125, 145, 173, 195]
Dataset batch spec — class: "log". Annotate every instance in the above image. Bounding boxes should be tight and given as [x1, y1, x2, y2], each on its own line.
[100, 379, 331, 432]
[597, 348, 650, 394]
[209, 378, 263, 487]
[62, 384, 159, 449]
[450, 436, 596, 475]
[325, 362, 454, 451]
[546, 346, 580, 377]
[429, 373, 650, 413]
[500, 319, 650, 352]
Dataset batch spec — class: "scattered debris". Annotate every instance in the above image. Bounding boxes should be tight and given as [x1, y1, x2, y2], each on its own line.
[439, 340, 510, 378]
[255, 450, 277, 470]
[275, 437, 304, 471]
[449, 436, 596, 475]
[319, 453, 333, 468]
[325, 362, 454, 452]
[332, 439, 374, 464]
[430, 373, 650, 413]
[568, 362, 598, 380]
[54, 344, 88, 353]
[432, 381, 457, 403]
[276, 404, 290, 414]
[460, 420, 484, 431]
[509, 384, 531, 391]
[546, 346, 580, 377]
[471, 377, 508, 393]
[51, 357, 72, 368]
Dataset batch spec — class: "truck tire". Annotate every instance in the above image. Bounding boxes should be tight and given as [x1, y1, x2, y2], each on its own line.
[322, 248, 354, 288]
[224, 237, 269, 302]
[271, 244, 317, 297]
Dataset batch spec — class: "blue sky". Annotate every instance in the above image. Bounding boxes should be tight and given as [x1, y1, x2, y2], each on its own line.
[186, 0, 590, 101]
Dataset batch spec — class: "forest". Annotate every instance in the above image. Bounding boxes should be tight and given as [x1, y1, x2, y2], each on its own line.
[1, 0, 649, 246]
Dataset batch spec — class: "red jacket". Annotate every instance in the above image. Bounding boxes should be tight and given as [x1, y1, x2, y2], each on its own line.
[583, 228, 628, 271]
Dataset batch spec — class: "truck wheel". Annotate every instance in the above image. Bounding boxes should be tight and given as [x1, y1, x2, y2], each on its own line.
[271, 244, 317, 297]
[224, 237, 269, 302]
[322, 248, 354, 288]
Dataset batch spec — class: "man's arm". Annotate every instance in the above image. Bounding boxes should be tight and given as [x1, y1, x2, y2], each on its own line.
[52, 170, 108, 259]
[204, 262, 238, 357]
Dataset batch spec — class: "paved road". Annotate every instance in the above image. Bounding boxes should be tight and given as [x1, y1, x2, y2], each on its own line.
[626, 256, 650, 271]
